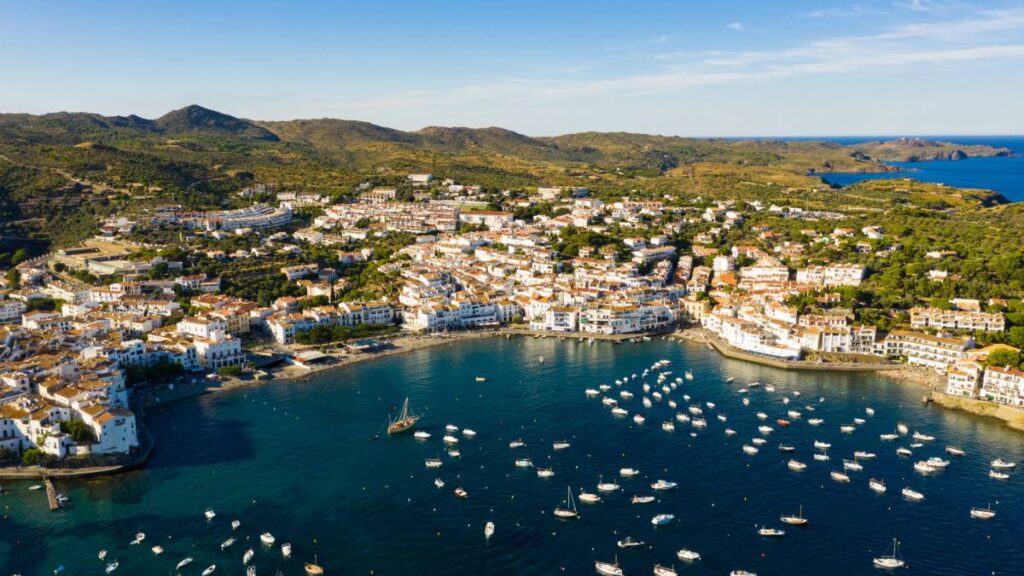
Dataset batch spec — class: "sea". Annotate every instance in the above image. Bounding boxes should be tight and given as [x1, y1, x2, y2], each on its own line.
[3, 337, 1024, 575]
[807, 136, 1024, 202]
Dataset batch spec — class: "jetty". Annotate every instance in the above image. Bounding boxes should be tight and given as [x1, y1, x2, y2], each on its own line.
[44, 476, 60, 510]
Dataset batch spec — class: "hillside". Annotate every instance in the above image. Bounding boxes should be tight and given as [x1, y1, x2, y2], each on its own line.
[0, 104, 1014, 254]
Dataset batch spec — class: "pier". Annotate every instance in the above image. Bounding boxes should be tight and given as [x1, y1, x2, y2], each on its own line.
[44, 476, 60, 510]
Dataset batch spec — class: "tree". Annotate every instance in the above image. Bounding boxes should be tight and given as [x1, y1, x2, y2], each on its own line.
[5, 268, 19, 288]
[218, 365, 243, 377]
[10, 248, 27, 266]
[22, 448, 52, 466]
[61, 419, 96, 444]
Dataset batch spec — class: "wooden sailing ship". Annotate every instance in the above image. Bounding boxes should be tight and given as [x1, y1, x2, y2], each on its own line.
[387, 397, 419, 435]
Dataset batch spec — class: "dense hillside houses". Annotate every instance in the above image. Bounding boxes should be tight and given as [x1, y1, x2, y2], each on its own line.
[2, 166, 1022, 465]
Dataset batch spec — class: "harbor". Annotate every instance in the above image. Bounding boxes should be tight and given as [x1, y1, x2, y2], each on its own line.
[3, 337, 1022, 575]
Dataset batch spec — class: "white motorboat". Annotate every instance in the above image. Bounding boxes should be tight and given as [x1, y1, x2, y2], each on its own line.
[442, 435, 459, 444]
[425, 458, 443, 468]
[242, 548, 254, 565]
[597, 477, 620, 492]
[913, 461, 935, 475]
[756, 412, 768, 420]
[231, 520, 241, 530]
[537, 467, 555, 478]
[782, 397, 790, 405]
[706, 401, 716, 409]
[434, 477, 445, 488]
[926, 457, 950, 468]
[742, 397, 750, 406]
[991, 458, 1016, 470]
[643, 397, 653, 408]
[554, 487, 579, 519]
[843, 459, 863, 472]
[873, 538, 906, 569]
[202, 566, 216, 576]
[758, 425, 773, 435]
[152, 545, 164, 555]
[778, 443, 795, 453]
[970, 504, 996, 519]
[692, 418, 707, 428]
[221, 538, 235, 550]
[879, 434, 898, 441]
[865, 407, 875, 416]
[668, 400, 678, 409]
[651, 513, 675, 526]
[717, 414, 728, 422]
[840, 425, 856, 434]
[912, 431, 935, 442]
[586, 388, 601, 397]
[595, 558, 624, 576]
[578, 490, 602, 504]
[814, 440, 831, 450]
[651, 479, 678, 490]
[600, 384, 613, 392]
[854, 418, 866, 425]
[854, 451, 877, 460]
[131, 533, 145, 545]
[688, 405, 702, 416]
[515, 457, 534, 468]
[643, 383, 651, 393]
[553, 440, 570, 450]
[98, 550, 108, 561]
[454, 487, 468, 498]
[685, 371, 694, 381]
[808, 418, 824, 426]
[813, 452, 830, 462]
[897, 423, 909, 435]
[617, 536, 645, 549]
[677, 548, 701, 561]
[989, 469, 1010, 480]
[662, 421, 676, 432]
[780, 506, 808, 525]
[730, 570, 758, 576]
[611, 407, 628, 417]
[742, 444, 759, 455]
[105, 561, 119, 574]
[896, 447, 913, 457]
[620, 467, 640, 477]
[675, 413, 690, 423]
[787, 459, 807, 472]
[281, 543, 292, 558]
[945, 445, 966, 457]
[621, 390, 635, 400]
[751, 438, 767, 446]
[603, 397, 619, 407]
[447, 448, 461, 458]
[414, 430, 431, 439]
[652, 391, 663, 401]
[902, 487, 925, 501]
[509, 439, 525, 449]
[484, 521, 495, 538]
[725, 428, 737, 436]
[757, 527, 785, 537]
[176, 557, 194, 570]
[632, 495, 655, 504]
[462, 428, 477, 438]
[205, 508, 216, 521]
[869, 478, 887, 493]
[787, 410, 801, 419]
[445, 424, 459, 433]
[633, 414, 646, 424]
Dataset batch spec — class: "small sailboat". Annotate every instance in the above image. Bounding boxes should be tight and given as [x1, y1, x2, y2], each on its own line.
[578, 489, 602, 504]
[854, 451, 877, 460]
[484, 521, 495, 538]
[105, 561, 119, 574]
[844, 459, 863, 472]
[780, 505, 807, 525]
[305, 556, 325, 575]
[661, 421, 676, 432]
[831, 470, 851, 483]
[814, 440, 831, 450]
[554, 486, 580, 519]
[612, 407, 629, 417]
[654, 564, 678, 576]
[814, 452, 830, 462]
[970, 504, 996, 519]
[221, 537, 236, 550]
[177, 557, 194, 570]
[387, 397, 419, 435]
[201, 565, 216, 576]
[869, 478, 887, 493]
[872, 538, 905, 569]
[243, 548, 254, 565]
[757, 526, 785, 537]
[98, 550, 108, 561]
[597, 476, 620, 492]
[595, 557, 624, 576]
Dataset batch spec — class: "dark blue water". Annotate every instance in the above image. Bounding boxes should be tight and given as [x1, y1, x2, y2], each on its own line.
[3, 338, 1024, 575]
[813, 136, 1024, 202]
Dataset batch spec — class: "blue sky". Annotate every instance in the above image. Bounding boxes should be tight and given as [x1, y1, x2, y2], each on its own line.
[2, 0, 1023, 136]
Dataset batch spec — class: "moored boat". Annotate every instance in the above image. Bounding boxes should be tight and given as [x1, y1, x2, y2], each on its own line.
[387, 398, 420, 435]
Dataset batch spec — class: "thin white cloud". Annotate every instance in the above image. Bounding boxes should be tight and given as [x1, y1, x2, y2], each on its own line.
[804, 4, 886, 18]
[726, 22, 745, 31]
[895, 0, 945, 12]
[332, 8, 1024, 112]
[650, 35, 670, 44]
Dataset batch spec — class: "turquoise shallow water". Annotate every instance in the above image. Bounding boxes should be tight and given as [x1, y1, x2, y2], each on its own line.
[3, 338, 1024, 575]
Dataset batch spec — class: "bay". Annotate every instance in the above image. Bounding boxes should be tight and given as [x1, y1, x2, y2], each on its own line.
[3, 337, 1023, 575]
